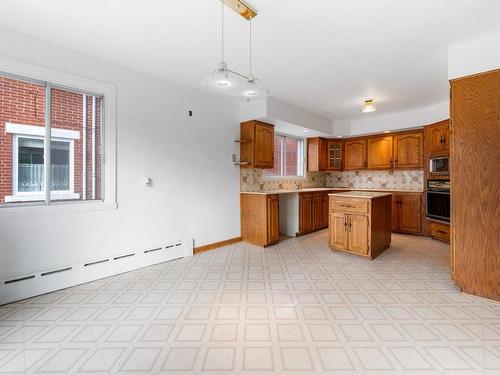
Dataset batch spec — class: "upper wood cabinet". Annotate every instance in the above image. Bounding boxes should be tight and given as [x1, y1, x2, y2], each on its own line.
[393, 132, 424, 169]
[240, 120, 274, 169]
[367, 136, 393, 169]
[327, 140, 343, 170]
[427, 120, 450, 155]
[344, 139, 367, 170]
[307, 137, 328, 171]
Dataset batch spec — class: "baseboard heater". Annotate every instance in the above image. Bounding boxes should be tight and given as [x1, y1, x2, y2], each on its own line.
[0, 238, 193, 305]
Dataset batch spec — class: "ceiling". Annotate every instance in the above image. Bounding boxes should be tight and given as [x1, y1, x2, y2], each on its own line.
[0, 0, 499, 120]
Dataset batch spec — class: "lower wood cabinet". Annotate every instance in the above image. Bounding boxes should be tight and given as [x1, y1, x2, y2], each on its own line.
[241, 193, 279, 247]
[427, 220, 450, 243]
[329, 193, 392, 259]
[392, 192, 422, 234]
[299, 191, 332, 235]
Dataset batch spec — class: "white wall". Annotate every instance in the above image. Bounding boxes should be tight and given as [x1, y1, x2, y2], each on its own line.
[448, 32, 500, 80]
[0, 27, 241, 278]
[345, 100, 449, 136]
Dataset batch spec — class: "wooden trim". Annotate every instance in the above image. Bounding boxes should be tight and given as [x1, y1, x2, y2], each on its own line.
[193, 237, 242, 254]
[449, 68, 500, 83]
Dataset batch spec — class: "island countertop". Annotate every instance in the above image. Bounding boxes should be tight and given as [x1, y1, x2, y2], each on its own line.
[328, 191, 393, 199]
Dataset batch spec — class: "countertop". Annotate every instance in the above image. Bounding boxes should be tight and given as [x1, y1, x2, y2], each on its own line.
[328, 191, 393, 199]
[240, 187, 423, 195]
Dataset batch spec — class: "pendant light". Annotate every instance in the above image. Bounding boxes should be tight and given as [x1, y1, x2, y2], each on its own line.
[241, 18, 269, 101]
[202, 0, 269, 100]
[361, 99, 378, 113]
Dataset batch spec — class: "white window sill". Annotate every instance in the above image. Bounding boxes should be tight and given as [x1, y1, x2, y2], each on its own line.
[5, 192, 80, 203]
[0, 200, 118, 217]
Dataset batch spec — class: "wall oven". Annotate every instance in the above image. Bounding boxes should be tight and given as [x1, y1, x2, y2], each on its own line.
[429, 156, 450, 175]
[426, 180, 450, 222]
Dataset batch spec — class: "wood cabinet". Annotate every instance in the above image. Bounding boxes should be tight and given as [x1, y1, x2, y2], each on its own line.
[394, 132, 424, 169]
[299, 191, 332, 235]
[240, 120, 274, 168]
[367, 136, 393, 169]
[392, 192, 422, 234]
[344, 139, 367, 170]
[327, 140, 343, 170]
[427, 120, 450, 156]
[427, 220, 450, 243]
[307, 137, 328, 171]
[329, 193, 392, 259]
[450, 69, 499, 301]
[241, 193, 279, 247]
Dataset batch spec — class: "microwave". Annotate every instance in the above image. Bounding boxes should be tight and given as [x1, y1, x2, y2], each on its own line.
[429, 156, 449, 175]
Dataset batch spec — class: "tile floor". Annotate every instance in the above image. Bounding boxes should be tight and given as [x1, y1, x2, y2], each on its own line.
[0, 232, 499, 374]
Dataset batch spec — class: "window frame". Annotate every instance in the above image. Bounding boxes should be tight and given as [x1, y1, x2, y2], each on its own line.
[0, 56, 117, 215]
[263, 133, 306, 180]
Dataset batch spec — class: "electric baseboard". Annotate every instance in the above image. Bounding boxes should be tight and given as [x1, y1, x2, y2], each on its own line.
[0, 239, 193, 305]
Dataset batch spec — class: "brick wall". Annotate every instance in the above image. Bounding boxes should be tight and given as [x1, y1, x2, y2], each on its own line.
[0, 75, 101, 203]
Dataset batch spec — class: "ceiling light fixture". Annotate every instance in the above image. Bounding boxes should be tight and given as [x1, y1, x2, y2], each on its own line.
[202, 0, 269, 101]
[361, 99, 378, 113]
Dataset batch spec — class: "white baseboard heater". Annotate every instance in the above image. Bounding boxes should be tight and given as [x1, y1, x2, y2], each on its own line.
[0, 238, 193, 305]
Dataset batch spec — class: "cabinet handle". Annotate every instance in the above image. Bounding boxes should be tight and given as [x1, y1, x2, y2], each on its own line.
[348, 218, 352, 231]
[344, 216, 347, 231]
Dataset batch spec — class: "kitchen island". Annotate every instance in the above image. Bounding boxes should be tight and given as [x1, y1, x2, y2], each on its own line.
[329, 191, 392, 259]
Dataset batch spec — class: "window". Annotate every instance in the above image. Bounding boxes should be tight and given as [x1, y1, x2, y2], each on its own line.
[0, 73, 105, 205]
[263, 134, 305, 178]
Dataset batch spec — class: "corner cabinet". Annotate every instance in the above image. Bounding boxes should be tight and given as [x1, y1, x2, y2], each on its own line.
[427, 120, 450, 156]
[344, 139, 367, 170]
[241, 193, 279, 247]
[239, 120, 274, 168]
[329, 193, 392, 259]
[367, 136, 393, 169]
[393, 132, 423, 169]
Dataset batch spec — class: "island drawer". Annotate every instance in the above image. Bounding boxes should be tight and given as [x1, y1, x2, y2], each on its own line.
[330, 197, 369, 214]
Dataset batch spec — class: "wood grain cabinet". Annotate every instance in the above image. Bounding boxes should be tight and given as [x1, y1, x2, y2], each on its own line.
[241, 193, 279, 247]
[367, 136, 393, 169]
[299, 193, 313, 234]
[239, 120, 274, 168]
[427, 120, 450, 156]
[344, 139, 367, 170]
[307, 137, 328, 171]
[392, 192, 422, 234]
[329, 193, 392, 259]
[299, 191, 332, 235]
[327, 140, 343, 170]
[427, 220, 450, 243]
[394, 132, 423, 169]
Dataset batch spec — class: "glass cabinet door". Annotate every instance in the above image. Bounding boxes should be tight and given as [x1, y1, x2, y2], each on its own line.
[328, 141, 343, 170]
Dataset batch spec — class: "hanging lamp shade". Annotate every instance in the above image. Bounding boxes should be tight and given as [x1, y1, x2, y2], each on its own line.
[241, 74, 269, 101]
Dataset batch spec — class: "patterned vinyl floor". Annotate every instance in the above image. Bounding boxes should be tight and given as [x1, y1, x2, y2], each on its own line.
[0, 231, 499, 374]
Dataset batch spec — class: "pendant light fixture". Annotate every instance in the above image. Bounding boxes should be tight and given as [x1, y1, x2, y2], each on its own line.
[361, 99, 378, 113]
[201, 0, 269, 100]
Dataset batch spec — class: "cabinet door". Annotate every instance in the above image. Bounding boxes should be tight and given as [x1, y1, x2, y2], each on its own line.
[398, 193, 422, 234]
[318, 138, 328, 171]
[307, 137, 327, 172]
[394, 132, 423, 169]
[327, 140, 343, 170]
[321, 193, 330, 228]
[344, 139, 367, 170]
[299, 193, 313, 234]
[254, 122, 274, 168]
[428, 121, 450, 155]
[330, 212, 348, 250]
[391, 194, 399, 232]
[367, 136, 393, 169]
[266, 195, 279, 245]
[347, 214, 369, 255]
[312, 193, 323, 231]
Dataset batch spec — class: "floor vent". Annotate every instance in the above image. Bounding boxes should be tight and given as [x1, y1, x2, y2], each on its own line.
[113, 253, 135, 261]
[41, 267, 72, 277]
[4, 275, 35, 284]
[1, 238, 194, 305]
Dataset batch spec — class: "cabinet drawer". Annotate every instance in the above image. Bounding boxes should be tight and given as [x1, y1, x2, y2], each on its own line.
[331, 197, 368, 214]
[428, 221, 450, 242]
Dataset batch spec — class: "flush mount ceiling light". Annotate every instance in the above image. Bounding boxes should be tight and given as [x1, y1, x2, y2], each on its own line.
[361, 99, 378, 113]
[201, 0, 269, 101]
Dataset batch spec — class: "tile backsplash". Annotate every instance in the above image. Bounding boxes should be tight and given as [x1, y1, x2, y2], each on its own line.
[240, 169, 423, 192]
[326, 170, 424, 191]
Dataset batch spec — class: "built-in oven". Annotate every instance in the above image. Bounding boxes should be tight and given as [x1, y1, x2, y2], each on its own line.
[426, 180, 450, 222]
[429, 156, 450, 175]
